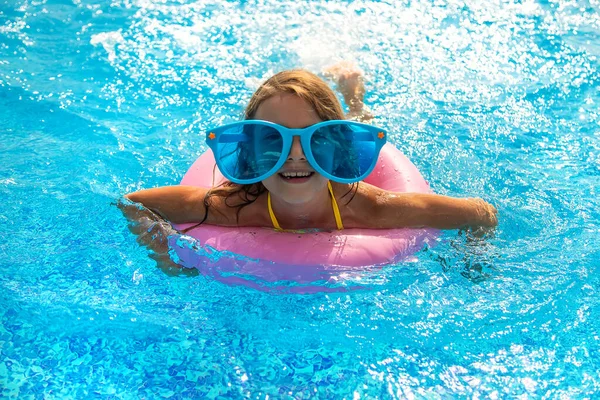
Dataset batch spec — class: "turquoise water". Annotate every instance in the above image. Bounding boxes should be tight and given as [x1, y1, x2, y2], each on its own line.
[1, 0, 599, 397]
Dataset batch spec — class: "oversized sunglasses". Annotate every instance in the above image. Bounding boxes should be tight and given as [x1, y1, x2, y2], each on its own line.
[205, 120, 387, 184]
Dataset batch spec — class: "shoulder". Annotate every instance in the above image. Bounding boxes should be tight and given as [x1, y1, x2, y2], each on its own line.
[331, 181, 388, 228]
[205, 188, 270, 227]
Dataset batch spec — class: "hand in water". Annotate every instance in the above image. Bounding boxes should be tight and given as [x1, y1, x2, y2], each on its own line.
[116, 198, 198, 276]
[466, 198, 498, 238]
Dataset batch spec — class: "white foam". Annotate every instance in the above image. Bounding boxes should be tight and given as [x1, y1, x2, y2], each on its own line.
[90, 30, 125, 62]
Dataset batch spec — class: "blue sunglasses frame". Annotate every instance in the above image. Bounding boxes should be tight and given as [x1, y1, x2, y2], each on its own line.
[206, 119, 387, 184]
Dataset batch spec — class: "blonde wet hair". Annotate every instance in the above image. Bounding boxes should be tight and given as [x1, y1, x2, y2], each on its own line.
[245, 69, 345, 121]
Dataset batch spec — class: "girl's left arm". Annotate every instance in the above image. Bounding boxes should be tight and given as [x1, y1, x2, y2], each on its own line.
[359, 191, 498, 230]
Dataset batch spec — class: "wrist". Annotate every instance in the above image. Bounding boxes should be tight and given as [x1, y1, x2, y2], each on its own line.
[467, 198, 498, 227]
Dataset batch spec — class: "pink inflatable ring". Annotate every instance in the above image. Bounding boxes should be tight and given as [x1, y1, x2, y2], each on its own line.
[169, 144, 438, 290]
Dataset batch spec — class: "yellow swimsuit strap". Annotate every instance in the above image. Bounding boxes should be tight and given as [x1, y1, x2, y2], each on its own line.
[328, 181, 344, 230]
[267, 190, 283, 231]
[268, 181, 344, 231]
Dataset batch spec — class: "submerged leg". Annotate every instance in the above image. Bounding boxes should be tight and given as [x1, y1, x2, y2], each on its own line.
[323, 61, 374, 122]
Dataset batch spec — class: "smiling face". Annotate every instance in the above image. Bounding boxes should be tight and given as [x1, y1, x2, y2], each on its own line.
[254, 93, 329, 204]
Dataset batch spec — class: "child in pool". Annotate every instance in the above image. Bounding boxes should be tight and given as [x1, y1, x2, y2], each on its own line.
[120, 63, 497, 264]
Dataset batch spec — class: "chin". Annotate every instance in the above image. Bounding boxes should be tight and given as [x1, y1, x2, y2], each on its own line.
[262, 175, 328, 204]
[278, 190, 319, 204]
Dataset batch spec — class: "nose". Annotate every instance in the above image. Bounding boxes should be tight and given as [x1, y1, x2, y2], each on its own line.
[287, 136, 306, 161]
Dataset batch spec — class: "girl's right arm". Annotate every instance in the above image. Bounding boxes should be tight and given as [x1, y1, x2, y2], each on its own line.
[124, 185, 209, 224]
[117, 187, 207, 275]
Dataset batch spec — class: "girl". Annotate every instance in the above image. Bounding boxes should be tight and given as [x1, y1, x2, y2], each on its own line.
[120, 64, 497, 266]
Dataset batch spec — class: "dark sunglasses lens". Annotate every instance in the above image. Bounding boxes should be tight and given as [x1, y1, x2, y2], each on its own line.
[214, 124, 283, 181]
[310, 124, 378, 181]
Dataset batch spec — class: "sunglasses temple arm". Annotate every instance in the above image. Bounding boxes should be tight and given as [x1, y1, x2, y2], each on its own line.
[209, 133, 248, 143]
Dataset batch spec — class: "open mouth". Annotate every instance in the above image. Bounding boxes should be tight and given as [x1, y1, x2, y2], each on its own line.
[278, 171, 315, 181]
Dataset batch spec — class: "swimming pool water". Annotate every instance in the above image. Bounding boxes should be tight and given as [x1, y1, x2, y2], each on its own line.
[1, 0, 599, 397]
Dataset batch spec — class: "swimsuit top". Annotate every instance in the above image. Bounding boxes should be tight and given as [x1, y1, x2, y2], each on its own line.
[267, 181, 344, 231]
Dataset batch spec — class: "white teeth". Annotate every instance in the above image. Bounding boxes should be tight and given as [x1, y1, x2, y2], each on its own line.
[280, 171, 312, 178]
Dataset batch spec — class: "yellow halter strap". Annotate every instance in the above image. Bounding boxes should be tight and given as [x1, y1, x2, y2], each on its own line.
[268, 181, 344, 231]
